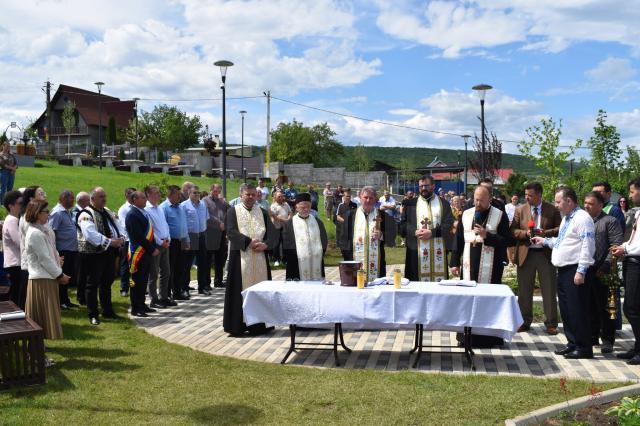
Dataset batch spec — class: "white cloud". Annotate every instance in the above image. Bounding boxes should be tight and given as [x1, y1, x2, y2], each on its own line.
[586, 57, 637, 82]
[375, 0, 640, 56]
[389, 108, 420, 116]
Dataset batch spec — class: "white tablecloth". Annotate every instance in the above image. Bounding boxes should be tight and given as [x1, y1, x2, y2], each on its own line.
[242, 281, 524, 341]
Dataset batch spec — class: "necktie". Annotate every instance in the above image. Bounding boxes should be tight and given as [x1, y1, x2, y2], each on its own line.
[533, 206, 539, 228]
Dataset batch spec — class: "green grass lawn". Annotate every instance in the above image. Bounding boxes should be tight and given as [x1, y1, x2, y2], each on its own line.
[0, 162, 627, 424]
[0, 287, 625, 425]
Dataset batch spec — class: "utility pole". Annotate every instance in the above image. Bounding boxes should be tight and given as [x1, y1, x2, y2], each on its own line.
[46, 80, 52, 149]
[264, 90, 271, 177]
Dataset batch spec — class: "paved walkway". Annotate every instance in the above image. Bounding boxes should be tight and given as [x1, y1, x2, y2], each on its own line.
[133, 265, 640, 383]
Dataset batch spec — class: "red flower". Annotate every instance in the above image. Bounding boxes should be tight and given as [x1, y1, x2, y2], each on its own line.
[559, 377, 569, 395]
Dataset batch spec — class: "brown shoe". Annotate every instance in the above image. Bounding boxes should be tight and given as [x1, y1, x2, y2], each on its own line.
[517, 324, 530, 332]
[546, 326, 558, 335]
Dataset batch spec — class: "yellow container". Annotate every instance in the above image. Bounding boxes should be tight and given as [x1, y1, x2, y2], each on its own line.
[393, 269, 402, 289]
[357, 269, 366, 289]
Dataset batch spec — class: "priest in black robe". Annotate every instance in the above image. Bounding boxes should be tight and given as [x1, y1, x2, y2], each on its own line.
[335, 191, 358, 260]
[223, 183, 277, 337]
[282, 193, 328, 280]
[400, 175, 455, 281]
[450, 185, 513, 347]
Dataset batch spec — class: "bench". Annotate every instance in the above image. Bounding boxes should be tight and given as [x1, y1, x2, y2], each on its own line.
[168, 169, 184, 176]
[58, 159, 73, 166]
[138, 165, 151, 173]
[0, 301, 45, 389]
[112, 160, 124, 167]
[150, 167, 163, 173]
[115, 165, 131, 172]
[190, 170, 202, 177]
[81, 159, 93, 166]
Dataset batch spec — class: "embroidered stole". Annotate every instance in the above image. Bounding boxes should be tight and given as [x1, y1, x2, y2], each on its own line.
[462, 206, 502, 284]
[353, 207, 380, 282]
[128, 216, 154, 286]
[416, 196, 446, 281]
[292, 214, 323, 280]
[235, 204, 268, 290]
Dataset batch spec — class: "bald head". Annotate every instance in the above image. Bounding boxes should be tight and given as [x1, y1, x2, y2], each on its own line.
[76, 191, 90, 208]
[474, 186, 491, 211]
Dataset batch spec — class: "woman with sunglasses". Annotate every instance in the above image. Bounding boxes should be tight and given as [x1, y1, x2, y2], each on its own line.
[24, 200, 70, 366]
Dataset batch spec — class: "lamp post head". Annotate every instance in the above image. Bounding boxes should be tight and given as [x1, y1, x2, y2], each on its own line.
[240, 110, 247, 117]
[472, 84, 492, 101]
[94, 81, 105, 93]
[214, 60, 234, 81]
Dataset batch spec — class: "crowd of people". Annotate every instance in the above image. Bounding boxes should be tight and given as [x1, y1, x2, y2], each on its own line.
[3, 173, 640, 366]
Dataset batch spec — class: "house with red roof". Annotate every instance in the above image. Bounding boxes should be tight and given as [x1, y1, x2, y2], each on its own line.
[31, 84, 135, 150]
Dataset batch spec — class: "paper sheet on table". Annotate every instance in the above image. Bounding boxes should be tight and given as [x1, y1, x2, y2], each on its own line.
[438, 279, 477, 287]
[368, 277, 410, 286]
[0, 311, 26, 321]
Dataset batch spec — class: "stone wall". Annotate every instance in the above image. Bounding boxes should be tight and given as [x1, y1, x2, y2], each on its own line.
[265, 161, 389, 189]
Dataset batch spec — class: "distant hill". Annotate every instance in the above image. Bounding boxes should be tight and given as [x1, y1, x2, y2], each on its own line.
[251, 145, 544, 176]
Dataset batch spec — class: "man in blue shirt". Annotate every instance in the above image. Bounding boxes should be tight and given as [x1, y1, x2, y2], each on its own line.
[284, 181, 298, 207]
[161, 185, 190, 300]
[49, 189, 79, 310]
[145, 185, 174, 308]
[180, 185, 210, 295]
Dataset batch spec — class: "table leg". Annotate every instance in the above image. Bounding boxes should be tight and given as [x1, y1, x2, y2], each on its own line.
[464, 327, 476, 371]
[411, 324, 424, 368]
[410, 324, 420, 353]
[333, 324, 340, 366]
[281, 324, 297, 364]
[337, 323, 352, 353]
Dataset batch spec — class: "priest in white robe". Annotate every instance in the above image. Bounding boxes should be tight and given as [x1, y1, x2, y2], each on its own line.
[282, 193, 328, 280]
[223, 183, 277, 337]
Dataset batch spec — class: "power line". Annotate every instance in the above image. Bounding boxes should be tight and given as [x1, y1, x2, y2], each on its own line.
[270, 95, 590, 150]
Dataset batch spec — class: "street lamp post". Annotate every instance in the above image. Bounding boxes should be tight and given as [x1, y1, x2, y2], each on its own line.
[214, 60, 234, 199]
[133, 97, 140, 161]
[240, 110, 247, 183]
[94, 81, 105, 170]
[472, 84, 492, 179]
[462, 134, 471, 195]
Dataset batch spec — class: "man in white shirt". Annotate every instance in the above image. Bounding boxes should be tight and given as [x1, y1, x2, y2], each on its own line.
[117, 187, 136, 297]
[145, 185, 174, 309]
[269, 191, 292, 266]
[611, 177, 640, 364]
[257, 178, 270, 202]
[505, 194, 518, 224]
[533, 187, 595, 359]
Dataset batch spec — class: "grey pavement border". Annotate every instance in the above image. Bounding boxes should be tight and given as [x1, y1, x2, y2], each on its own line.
[505, 383, 640, 425]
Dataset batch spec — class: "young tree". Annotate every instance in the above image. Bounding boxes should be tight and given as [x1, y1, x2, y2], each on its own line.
[62, 101, 77, 154]
[519, 117, 580, 201]
[352, 143, 373, 173]
[107, 116, 117, 147]
[503, 172, 529, 197]
[469, 129, 502, 182]
[586, 110, 622, 182]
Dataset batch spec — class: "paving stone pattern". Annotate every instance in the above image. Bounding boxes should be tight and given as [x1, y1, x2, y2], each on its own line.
[133, 265, 640, 383]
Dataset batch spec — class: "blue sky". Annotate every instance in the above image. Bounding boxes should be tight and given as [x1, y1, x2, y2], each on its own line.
[1, 0, 639, 157]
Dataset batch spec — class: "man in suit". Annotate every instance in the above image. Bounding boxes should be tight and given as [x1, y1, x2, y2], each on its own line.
[126, 191, 159, 317]
[510, 182, 562, 334]
[464, 178, 506, 212]
[203, 184, 229, 288]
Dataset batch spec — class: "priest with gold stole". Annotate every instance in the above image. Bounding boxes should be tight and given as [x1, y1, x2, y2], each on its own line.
[223, 183, 276, 337]
[343, 186, 386, 282]
[400, 175, 455, 281]
[282, 193, 328, 280]
[450, 185, 513, 347]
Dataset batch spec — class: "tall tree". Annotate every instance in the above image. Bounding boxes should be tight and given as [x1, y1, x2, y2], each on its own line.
[138, 104, 203, 151]
[586, 109, 622, 182]
[62, 101, 77, 154]
[503, 172, 529, 197]
[270, 120, 343, 167]
[519, 117, 580, 201]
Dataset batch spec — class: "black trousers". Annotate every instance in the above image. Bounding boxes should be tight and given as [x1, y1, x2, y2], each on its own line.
[270, 228, 284, 263]
[587, 268, 616, 344]
[341, 250, 353, 261]
[207, 244, 228, 286]
[623, 259, 640, 353]
[183, 233, 208, 291]
[119, 245, 130, 293]
[169, 240, 185, 297]
[76, 253, 88, 304]
[58, 250, 77, 305]
[6, 266, 25, 309]
[84, 250, 117, 318]
[130, 254, 151, 313]
[557, 264, 592, 354]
